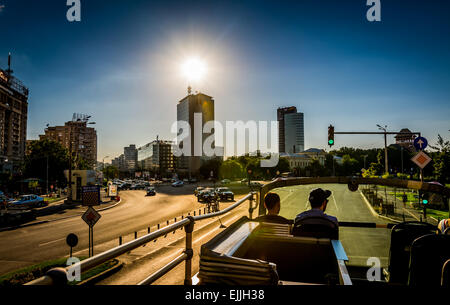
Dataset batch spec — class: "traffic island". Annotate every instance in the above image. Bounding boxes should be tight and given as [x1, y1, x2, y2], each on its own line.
[0, 257, 120, 286]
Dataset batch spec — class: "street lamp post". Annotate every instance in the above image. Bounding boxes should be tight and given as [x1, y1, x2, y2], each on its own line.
[377, 124, 389, 175]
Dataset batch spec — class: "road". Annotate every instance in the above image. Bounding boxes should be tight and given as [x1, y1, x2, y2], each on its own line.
[0, 184, 229, 276]
[99, 183, 393, 285]
[0, 183, 393, 282]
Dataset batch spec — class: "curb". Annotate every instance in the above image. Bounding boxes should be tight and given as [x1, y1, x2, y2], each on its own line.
[77, 261, 123, 286]
[0, 198, 122, 232]
[359, 191, 400, 224]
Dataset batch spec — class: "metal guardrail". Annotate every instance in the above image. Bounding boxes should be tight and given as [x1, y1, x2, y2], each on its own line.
[25, 192, 257, 286]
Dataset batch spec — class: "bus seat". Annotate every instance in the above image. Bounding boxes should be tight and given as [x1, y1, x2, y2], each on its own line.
[239, 234, 338, 284]
[292, 216, 339, 240]
[408, 234, 450, 286]
[387, 221, 436, 284]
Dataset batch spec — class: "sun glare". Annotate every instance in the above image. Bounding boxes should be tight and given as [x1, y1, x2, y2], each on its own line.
[181, 57, 207, 83]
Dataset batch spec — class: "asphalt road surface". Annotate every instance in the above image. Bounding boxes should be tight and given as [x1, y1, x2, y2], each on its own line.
[0, 183, 393, 282]
[0, 184, 231, 276]
[100, 183, 393, 285]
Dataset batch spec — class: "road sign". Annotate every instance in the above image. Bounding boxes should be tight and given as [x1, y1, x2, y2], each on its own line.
[82, 185, 100, 206]
[411, 151, 432, 169]
[108, 185, 117, 197]
[413, 137, 428, 151]
[66, 233, 78, 247]
[82, 206, 101, 227]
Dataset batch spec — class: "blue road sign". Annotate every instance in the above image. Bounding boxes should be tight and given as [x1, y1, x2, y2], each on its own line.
[413, 137, 428, 151]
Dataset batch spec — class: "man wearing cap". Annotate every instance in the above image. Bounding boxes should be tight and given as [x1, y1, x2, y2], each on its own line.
[295, 188, 338, 227]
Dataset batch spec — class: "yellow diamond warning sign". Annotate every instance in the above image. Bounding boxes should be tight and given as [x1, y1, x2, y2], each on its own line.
[411, 151, 432, 169]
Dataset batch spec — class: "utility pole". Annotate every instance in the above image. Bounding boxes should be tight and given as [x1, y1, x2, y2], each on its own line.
[401, 146, 404, 174]
[377, 124, 389, 175]
[46, 156, 49, 195]
[68, 128, 73, 203]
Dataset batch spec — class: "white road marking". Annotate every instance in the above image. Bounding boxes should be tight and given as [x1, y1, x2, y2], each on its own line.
[38, 237, 66, 247]
[331, 194, 339, 212]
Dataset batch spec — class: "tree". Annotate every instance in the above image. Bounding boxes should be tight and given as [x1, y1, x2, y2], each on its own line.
[103, 165, 119, 180]
[429, 134, 450, 184]
[24, 139, 70, 188]
[219, 159, 244, 179]
[305, 158, 326, 177]
[199, 158, 223, 179]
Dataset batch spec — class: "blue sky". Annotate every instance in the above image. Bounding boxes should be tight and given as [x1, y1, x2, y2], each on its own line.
[1, 0, 449, 161]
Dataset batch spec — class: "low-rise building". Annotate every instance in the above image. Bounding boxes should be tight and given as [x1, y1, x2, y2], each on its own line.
[280, 148, 327, 170]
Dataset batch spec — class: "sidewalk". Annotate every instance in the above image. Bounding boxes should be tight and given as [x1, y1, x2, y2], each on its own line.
[361, 186, 438, 225]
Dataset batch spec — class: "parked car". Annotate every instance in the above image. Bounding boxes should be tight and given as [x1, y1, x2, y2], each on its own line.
[194, 186, 205, 196]
[221, 179, 231, 185]
[189, 178, 197, 183]
[240, 178, 249, 184]
[10, 194, 46, 209]
[215, 187, 234, 201]
[172, 180, 184, 187]
[146, 187, 156, 196]
[249, 181, 263, 188]
[197, 188, 216, 203]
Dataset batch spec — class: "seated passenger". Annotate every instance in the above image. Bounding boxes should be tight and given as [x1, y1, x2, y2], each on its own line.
[295, 188, 338, 228]
[255, 192, 292, 224]
[438, 218, 450, 234]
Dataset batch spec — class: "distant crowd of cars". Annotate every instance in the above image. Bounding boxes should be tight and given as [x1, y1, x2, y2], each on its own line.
[195, 186, 235, 203]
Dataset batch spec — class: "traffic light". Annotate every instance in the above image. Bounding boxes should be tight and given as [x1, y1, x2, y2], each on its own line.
[419, 191, 429, 204]
[422, 192, 429, 205]
[328, 125, 335, 147]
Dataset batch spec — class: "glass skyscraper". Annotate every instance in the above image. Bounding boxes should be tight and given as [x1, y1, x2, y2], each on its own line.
[284, 112, 304, 154]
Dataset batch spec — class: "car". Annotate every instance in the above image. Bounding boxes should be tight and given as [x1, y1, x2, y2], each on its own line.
[221, 179, 231, 185]
[183, 178, 189, 183]
[10, 194, 46, 209]
[189, 178, 197, 183]
[240, 178, 249, 184]
[215, 187, 234, 201]
[172, 180, 184, 187]
[194, 186, 205, 196]
[0, 193, 13, 204]
[249, 181, 263, 188]
[197, 188, 216, 203]
[146, 187, 156, 196]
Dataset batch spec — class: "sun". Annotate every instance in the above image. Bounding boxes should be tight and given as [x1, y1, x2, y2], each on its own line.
[181, 57, 207, 83]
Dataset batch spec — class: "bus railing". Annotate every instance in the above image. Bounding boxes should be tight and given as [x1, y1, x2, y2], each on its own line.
[25, 192, 258, 286]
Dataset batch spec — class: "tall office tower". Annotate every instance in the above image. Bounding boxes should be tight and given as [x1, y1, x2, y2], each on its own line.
[277, 106, 297, 153]
[284, 112, 304, 153]
[0, 54, 29, 174]
[176, 91, 214, 177]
